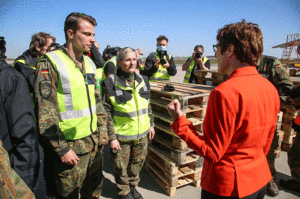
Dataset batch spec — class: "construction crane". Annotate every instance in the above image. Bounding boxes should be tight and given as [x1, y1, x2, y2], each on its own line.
[272, 34, 300, 69]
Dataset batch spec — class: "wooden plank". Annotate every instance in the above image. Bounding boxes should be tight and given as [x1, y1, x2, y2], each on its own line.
[153, 110, 173, 123]
[155, 122, 177, 137]
[151, 81, 214, 95]
[162, 81, 214, 90]
[153, 83, 213, 95]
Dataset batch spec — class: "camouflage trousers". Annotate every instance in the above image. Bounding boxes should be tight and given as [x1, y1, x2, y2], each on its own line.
[288, 131, 300, 182]
[110, 135, 148, 196]
[267, 129, 279, 177]
[54, 148, 103, 199]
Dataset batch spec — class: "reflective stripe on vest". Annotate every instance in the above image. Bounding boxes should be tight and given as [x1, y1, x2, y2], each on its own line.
[150, 53, 172, 82]
[113, 108, 148, 117]
[13, 59, 36, 70]
[46, 50, 97, 140]
[183, 56, 208, 83]
[107, 74, 150, 141]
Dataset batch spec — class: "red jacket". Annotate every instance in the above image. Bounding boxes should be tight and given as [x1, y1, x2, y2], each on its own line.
[171, 67, 280, 197]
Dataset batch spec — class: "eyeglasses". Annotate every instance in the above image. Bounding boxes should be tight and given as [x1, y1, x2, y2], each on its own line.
[213, 45, 219, 53]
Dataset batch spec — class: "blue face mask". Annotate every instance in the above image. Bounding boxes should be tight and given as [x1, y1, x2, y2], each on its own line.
[157, 46, 167, 51]
[140, 55, 143, 59]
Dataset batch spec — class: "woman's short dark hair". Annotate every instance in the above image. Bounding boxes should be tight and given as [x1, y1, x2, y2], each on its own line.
[29, 32, 56, 54]
[216, 19, 263, 65]
[64, 12, 97, 42]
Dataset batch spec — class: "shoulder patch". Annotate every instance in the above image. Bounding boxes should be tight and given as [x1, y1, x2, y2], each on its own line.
[40, 80, 52, 99]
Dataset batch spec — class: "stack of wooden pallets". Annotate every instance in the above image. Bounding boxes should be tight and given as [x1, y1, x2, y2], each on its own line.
[197, 70, 229, 86]
[146, 81, 214, 196]
[279, 105, 298, 151]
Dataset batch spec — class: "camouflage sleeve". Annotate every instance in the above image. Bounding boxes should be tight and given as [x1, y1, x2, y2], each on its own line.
[270, 64, 294, 102]
[148, 103, 154, 127]
[101, 84, 116, 140]
[35, 57, 70, 157]
[0, 141, 35, 199]
[95, 81, 109, 132]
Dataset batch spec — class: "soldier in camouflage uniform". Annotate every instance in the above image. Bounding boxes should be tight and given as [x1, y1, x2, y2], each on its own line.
[256, 54, 294, 196]
[279, 45, 300, 192]
[35, 12, 111, 199]
[0, 140, 36, 199]
[103, 47, 155, 199]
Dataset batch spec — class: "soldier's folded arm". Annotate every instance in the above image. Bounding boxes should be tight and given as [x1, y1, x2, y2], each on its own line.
[35, 57, 71, 157]
[101, 84, 117, 141]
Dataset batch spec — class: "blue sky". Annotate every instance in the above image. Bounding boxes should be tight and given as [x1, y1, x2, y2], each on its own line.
[0, 0, 299, 59]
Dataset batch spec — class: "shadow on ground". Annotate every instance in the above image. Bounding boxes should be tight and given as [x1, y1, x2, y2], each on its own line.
[275, 172, 300, 197]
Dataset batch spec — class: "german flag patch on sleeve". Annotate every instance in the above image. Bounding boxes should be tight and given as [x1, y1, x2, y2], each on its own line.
[41, 69, 49, 73]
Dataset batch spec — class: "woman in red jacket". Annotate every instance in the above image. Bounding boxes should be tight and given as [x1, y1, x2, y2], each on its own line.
[167, 20, 280, 199]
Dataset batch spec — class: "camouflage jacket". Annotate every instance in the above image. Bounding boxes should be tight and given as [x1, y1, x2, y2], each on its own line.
[0, 140, 35, 199]
[35, 47, 114, 157]
[102, 68, 154, 141]
[256, 55, 294, 102]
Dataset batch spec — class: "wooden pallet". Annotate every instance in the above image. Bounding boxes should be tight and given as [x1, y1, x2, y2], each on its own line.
[145, 164, 201, 197]
[150, 81, 213, 110]
[197, 70, 229, 82]
[145, 160, 201, 188]
[277, 111, 283, 123]
[147, 146, 203, 177]
[197, 70, 229, 86]
[275, 130, 284, 158]
[151, 98, 207, 118]
[150, 138, 202, 165]
[153, 111, 204, 132]
[145, 147, 202, 196]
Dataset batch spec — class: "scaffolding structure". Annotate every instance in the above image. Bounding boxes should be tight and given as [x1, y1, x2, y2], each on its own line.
[281, 34, 300, 67]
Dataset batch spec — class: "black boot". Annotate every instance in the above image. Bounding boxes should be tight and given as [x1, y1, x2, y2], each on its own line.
[280, 179, 300, 193]
[267, 178, 279, 197]
[130, 186, 143, 199]
[120, 192, 134, 199]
